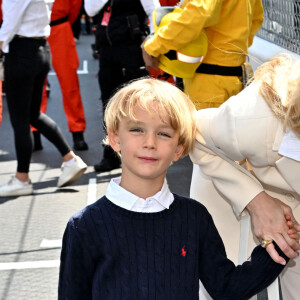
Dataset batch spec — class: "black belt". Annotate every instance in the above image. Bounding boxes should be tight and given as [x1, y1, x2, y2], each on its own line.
[15, 35, 46, 40]
[196, 63, 243, 77]
[50, 15, 68, 27]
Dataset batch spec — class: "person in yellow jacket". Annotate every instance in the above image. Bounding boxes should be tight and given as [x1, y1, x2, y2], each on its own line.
[142, 0, 264, 109]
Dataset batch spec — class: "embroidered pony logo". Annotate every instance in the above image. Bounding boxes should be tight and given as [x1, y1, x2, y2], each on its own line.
[181, 246, 187, 257]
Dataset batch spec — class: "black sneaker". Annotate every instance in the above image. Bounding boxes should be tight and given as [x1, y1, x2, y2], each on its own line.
[74, 140, 88, 151]
[94, 158, 121, 172]
[72, 132, 88, 151]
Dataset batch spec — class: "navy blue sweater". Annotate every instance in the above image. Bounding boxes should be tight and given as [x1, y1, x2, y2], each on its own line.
[58, 194, 288, 300]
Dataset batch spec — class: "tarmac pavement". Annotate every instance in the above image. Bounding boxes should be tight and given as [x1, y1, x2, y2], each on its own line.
[0, 33, 193, 300]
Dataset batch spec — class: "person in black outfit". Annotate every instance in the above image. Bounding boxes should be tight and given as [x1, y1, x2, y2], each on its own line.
[85, 0, 159, 172]
[0, 0, 87, 197]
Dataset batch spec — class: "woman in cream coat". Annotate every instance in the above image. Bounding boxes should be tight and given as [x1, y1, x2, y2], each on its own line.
[190, 56, 300, 300]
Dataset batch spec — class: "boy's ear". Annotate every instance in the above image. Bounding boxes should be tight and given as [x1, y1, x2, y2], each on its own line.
[107, 130, 121, 153]
[172, 144, 185, 162]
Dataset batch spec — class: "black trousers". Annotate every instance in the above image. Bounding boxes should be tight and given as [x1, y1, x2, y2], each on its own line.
[5, 37, 71, 173]
[98, 43, 148, 112]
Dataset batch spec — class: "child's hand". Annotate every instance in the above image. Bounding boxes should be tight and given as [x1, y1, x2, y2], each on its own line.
[285, 215, 300, 242]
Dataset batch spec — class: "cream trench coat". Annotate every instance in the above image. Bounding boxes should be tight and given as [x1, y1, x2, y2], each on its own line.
[190, 82, 300, 300]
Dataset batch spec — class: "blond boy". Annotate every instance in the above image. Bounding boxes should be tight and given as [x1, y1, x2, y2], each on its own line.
[58, 78, 288, 300]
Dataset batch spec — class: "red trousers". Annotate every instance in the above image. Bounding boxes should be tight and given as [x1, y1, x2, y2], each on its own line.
[47, 21, 86, 132]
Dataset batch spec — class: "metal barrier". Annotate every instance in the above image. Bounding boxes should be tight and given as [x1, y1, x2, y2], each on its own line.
[257, 0, 300, 55]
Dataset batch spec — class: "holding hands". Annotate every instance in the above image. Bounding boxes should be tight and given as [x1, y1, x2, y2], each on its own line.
[286, 214, 300, 242]
[247, 191, 300, 265]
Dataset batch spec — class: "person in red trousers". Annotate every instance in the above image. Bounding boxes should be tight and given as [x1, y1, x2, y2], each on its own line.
[47, 0, 88, 150]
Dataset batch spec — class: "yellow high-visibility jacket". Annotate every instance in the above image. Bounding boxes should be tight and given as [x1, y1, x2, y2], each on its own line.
[145, 0, 264, 109]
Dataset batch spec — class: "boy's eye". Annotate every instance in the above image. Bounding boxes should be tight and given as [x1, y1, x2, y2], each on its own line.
[159, 132, 171, 138]
[129, 128, 142, 133]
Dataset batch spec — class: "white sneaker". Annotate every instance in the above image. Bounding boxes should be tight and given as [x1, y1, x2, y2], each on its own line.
[0, 176, 33, 197]
[58, 156, 87, 187]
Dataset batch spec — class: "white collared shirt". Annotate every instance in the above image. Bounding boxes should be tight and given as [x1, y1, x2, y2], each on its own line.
[84, 0, 160, 33]
[106, 177, 174, 213]
[279, 130, 300, 162]
[0, 0, 54, 53]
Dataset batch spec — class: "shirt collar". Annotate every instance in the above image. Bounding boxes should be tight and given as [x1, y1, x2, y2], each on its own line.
[279, 130, 300, 162]
[105, 177, 174, 211]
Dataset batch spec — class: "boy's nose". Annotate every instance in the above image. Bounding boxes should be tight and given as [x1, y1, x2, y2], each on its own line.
[143, 133, 156, 149]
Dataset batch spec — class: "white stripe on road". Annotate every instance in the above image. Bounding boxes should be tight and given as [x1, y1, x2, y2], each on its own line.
[87, 178, 97, 205]
[77, 60, 88, 74]
[0, 260, 60, 270]
[40, 238, 62, 248]
[48, 60, 88, 75]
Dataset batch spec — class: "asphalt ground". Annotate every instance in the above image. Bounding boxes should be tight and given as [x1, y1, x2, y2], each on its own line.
[0, 33, 193, 300]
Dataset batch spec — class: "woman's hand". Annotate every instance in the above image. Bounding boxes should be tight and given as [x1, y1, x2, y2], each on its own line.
[247, 191, 300, 264]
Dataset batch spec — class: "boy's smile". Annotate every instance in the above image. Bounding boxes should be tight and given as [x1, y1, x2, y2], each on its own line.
[108, 105, 184, 198]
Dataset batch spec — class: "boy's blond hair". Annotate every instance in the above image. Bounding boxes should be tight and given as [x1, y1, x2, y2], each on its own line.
[104, 77, 196, 157]
[254, 55, 300, 136]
